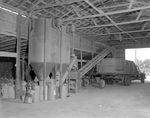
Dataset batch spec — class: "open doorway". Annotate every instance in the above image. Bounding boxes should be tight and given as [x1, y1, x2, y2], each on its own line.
[125, 48, 150, 81]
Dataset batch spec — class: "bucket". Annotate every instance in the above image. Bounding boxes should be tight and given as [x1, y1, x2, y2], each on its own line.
[33, 86, 40, 103]
[55, 87, 59, 99]
[7, 85, 15, 99]
[24, 90, 34, 104]
[2, 84, 8, 98]
[20, 81, 27, 101]
[39, 85, 43, 101]
[0, 88, 2, 97]
[60, 84, 68, 99]
[47, 84, 55, 100]
[96, 77, 100, 83]
[56, 80, 59, 88]
[44, 85, 48, 100]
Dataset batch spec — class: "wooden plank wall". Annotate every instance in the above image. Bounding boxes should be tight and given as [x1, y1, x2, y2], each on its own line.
[0, 9, 28, 38]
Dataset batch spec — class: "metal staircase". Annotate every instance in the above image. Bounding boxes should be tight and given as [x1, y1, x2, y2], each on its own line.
[78, 46, 115, 79]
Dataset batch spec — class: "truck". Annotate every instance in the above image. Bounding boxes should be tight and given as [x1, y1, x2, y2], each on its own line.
[82, 58, 146, 88]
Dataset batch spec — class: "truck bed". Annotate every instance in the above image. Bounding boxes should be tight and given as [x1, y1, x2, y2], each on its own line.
[97, 58, 139, 75]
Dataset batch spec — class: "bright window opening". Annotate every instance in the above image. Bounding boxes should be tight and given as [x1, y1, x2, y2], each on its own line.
[125, 48, 150, 78]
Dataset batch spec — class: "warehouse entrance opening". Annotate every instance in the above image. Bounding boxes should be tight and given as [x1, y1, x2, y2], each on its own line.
[125, 48, 150, 81]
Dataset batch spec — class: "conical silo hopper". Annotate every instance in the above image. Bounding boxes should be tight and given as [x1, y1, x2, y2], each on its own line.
[29, 18, 58, 81]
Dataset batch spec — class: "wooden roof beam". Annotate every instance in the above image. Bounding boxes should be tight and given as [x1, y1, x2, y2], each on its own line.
[81, 28, 150, 36]
[0, 51, 17, 57]
[128, 0, 135, 9]
[0, 1, 26, 15]
[76, 18, 150, 30]
[63, 5, 150, 21]
[27, 0, 83, 11]
[136, 10, 143, 21]
[142, 21, 148, 30]
[84, 0, 140, 44]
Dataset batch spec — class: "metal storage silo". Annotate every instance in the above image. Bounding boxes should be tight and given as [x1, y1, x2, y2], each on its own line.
[29, 18, 71, 82]
[29, 18, 58, 81]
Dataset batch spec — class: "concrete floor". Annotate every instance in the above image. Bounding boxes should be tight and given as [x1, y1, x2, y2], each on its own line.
[0, 78, 150, 118]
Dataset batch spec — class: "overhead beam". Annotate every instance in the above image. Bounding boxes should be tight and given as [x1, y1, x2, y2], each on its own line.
[142, 21, 148, 30]
[25, 0, 44, 12]
[0, 1, 25, 15]
[76, 18, 150, 30]
[147, 31, 150, 36]
[135, 1, 150, 6]
[101, 3, 129, 10]
[27, 0, 83, 11]
[136, 10, 143, 21]
[91, 36, 150, 42]
[81, 28, 150, 36]
[0, 51, 17, 57]
[84, 0, 126, 41]
[128, 0, 135, 9]
[63, 5, 150, 21]
[120, 36, 150, 40]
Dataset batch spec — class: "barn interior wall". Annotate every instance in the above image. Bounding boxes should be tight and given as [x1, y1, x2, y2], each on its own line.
[0, 9, 28, 38]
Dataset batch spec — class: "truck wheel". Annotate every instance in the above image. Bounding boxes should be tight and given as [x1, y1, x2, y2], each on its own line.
[140, 73, 145, 83]
[108, 79, 113, 85]
[124, 76, 131, 86]
[122, 77, 126, 86]
[126, 77, 131, 86]
[99, 79, 105, 88]
[83, 79, 89, 87]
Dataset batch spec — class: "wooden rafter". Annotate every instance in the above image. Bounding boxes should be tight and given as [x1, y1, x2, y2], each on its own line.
[80, 28, 150, 36]
[128, 0, 135, 9]
[76, 18, 150, 30]
[136, 10, 143, 20]
[142, 21, 148, 30]
[63, 5, 150, 21]
[27, 0, 83, 11]
[82, 0, 140, 44]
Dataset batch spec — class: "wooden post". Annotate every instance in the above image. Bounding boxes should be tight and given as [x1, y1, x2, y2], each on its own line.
[59, 26, 62, 87]
[80, 36, 82, 67]
[27, 17, 31, 84]
[22, 56, 25, 81]
[15, 13, 22, 99]
[71, 33, 74, 54]
[92, 41, 94, 59]
[43, 19, 47, 100]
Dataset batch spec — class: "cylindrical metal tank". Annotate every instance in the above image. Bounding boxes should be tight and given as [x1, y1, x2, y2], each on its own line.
[29, 18, 57, 81]
[29, 18, 71, 81]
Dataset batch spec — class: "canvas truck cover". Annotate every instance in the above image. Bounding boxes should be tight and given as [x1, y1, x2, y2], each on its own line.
[97, 58, 138, 75]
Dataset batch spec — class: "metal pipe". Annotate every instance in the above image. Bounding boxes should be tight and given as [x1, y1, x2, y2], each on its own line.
[58, 26, 62, 86]
[43, 19, 47, 100]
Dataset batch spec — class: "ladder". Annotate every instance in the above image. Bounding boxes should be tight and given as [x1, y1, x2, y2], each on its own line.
[79, 46, 115, 78]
